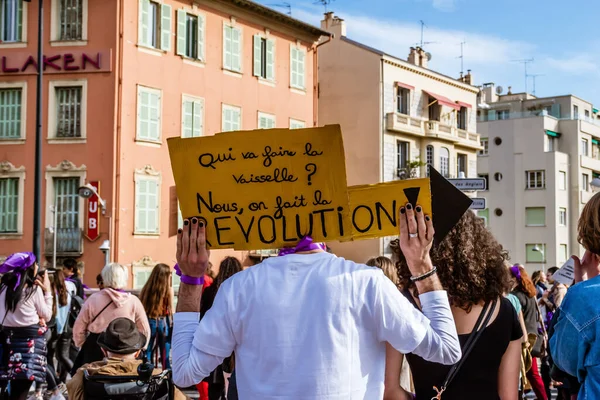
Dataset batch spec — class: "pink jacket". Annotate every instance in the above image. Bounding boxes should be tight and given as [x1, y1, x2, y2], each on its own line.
[72, 288, 150, 348]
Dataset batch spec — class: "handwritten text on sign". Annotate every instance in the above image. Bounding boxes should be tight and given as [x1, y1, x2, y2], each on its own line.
[167, 125, 352, 250]
[346, 179, 432, 240]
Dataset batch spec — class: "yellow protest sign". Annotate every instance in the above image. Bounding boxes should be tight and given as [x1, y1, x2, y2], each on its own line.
[167, 125, 352, 250]
[347, 179, 432, 240]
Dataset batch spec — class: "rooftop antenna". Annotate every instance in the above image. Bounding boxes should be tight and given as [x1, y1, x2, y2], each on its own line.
[511, 58, 534, 94]
[458, 40, 466, 76]
[313, 0, 334, 12]
[266, 2, 292, 15]
[528, 73, 545, 96]
[416, 20, 438, 48]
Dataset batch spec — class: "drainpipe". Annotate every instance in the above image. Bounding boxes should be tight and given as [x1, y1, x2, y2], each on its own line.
[311, 34, 333, 126]
[379, 58, 385, 256]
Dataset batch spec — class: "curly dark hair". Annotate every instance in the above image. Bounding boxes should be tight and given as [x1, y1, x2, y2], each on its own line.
[394, 210, 511, 311]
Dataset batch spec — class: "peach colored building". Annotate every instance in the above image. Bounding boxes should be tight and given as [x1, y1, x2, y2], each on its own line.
[0, 0, 327, 288]
[318, 13, 482, 263]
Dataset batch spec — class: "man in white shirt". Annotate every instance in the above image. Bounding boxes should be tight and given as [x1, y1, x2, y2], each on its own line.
[172, 203, 461, 399]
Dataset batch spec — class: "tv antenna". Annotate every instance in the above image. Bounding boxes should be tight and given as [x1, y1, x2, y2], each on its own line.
[313, 0, 334, 12]
[458, 40, 466, 76]
[267, 2, 292, 15]
[511, 58, 534, 94]
[416, 20, 438, 48]
[528, 73, 545, 96]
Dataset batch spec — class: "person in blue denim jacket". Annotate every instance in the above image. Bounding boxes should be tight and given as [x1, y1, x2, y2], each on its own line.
[550, 192, 600, 399]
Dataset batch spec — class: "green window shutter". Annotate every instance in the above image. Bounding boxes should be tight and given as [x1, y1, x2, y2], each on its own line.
[223, 26, 232, 69]
[16, 0, 23, 41]
[160, 4, 172, 51]
[193, 100, 203, 137]
[253, 35, 262, 77]
[197, 15, 205, 60]
[139, 0, 149, 46]
[135, 179, 142, 232]
[0, 89, 22, 138]
[525, 207, 545, 226]
[232, 27, 241, 71]
[0, 178, 19, 233]
[478, 208, 489, 225]
[526, 244, 545, 263]
[290, 47, 296, 87]
[176, 9, 187, 56]
[182, 100, 193, 138]
[138, 89, 149, 140]
[149, 91, 160, 140]
[233, 108, 241, 130]
[266, 39, 275, 80]
[298, 49, 305, 89]
[148, 180, 159, 233]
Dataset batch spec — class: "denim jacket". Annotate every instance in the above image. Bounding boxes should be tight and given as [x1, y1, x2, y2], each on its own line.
[550, 276, 600, 399]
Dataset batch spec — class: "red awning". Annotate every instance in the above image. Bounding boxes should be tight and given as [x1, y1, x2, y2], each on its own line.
[396, 81, 415, 90]
[424, 91, 461, 110]
[456, 101, 472, 109]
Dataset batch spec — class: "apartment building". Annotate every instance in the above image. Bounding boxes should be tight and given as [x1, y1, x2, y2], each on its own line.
[318, 13, 481, 263]
[477, 83, 600, 272]
[0, 0, 327, 287]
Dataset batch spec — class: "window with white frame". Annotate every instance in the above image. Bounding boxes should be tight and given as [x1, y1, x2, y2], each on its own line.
[55, 86, 82, 138]
[559, 208, 567, 226]
[289, 119, 305, 129]
[581, 138, 589, 156]
[457, 107, 468, 130]
[290, 45, 306, 90]
[58, 0, 84, 40]
[258, 112, 275, 129]
[525, 207, 545, 227]
[545, 135, 556, 152]
[221, 104, 241, 132]
[396, 86, 410, 115]
[176, 10, 204, 60]
[0, 177, 18, 233]
[439, 147, 450, 178]
[582, 173, 590, 191]
[0, 0, 23, 43]
[134, 170, 160, 235]
[426, 145, 433, 176]
[253, 35, 275, 80]
[54, 177, 80, 238]
[223, 24, 241, 72]
[136, 86, 161, 142]
[133, 266, 153, 289]
[397, 141, 409, 175]
[559, 244, 568, 263]
[497, 110, 509, 120]
[526, 170, 545, 189]
[0, 85, 24, 139]
[181, 95, 203, 138]
[559, 171, 566, 190]
[574, 105, 579, 119]
[138, 0, 171, 51]
[479, 138, 489, 156]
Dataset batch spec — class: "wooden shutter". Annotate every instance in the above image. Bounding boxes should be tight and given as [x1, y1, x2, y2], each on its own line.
[266, 39, 275, 81]
[182, 100, 193, 138]
[147, 179, 159, 233]
[253, 35, 261, 77]
[193, 99, 203, 137]
[290, 46, 297, 88]
[160, 4, 171, 51]
[197, 15, 205, 60]
[138, 0, 149, 46]
[297, 49, 305, 89]
[176, 9, 186, 56]
[149, 91, 160, 141]
[223, 25, 231, 69]
[232, 27, 241, 71]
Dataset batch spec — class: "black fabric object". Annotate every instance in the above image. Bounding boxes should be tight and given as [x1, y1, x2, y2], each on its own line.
[83, 370, 172, 400]
[0, 325, 48, 384]
[404, 295, 522, 400]
[71, 332, 104, 375]
[67, 293, 84, 332]
[428, 166, 474, 247]
[97, 318, 147, 355]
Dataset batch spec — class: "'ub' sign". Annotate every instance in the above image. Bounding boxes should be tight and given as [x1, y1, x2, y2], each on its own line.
[85, 181, 100, 241]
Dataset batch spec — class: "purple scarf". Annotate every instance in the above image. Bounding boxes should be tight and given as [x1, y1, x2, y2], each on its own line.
[510, 265, 522, 281]
[0, 252, 36, 289]
[278, 236, 326, 256]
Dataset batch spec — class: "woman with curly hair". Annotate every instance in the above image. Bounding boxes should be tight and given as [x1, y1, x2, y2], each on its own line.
[510, 264, 547, 400]
[384, 210, 523, 400]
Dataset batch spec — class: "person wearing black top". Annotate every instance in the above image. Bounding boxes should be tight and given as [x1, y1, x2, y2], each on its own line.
[63, 258, 84, 299]
[199, 257, 242, 400]
[385, 211, 523, 400]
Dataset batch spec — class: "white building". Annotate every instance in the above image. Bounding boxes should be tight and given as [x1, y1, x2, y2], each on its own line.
[477, 84, 600, 272]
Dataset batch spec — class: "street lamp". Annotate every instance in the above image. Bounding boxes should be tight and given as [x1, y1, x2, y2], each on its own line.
[78, 184, 111, 263]
[99, 240, 110, 267]
[532, 244, 545, 273]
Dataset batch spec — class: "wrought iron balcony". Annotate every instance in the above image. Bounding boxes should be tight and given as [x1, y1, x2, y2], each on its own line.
[44, 228, 83, 256]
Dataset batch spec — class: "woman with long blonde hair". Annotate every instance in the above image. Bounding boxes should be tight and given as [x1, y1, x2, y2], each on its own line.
[140, 263, 173, 368]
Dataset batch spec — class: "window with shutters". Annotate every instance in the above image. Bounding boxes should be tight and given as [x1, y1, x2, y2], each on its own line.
[53, 177, 80, 237]
[253, 35, 275, 81]
[175, 10, 204, 60]
[559, 244, 568, 263]
[559, 171, 567, 190]
[425, 145, 434, 176]
[289, 119, 305, 129]
[439, 147, 450, 178]
[258, 112, 275, 129]
[525, 170, 545, 189]
[525, 207, 545, 227]
[223, 24, 241, 72]
[0, 85, 25, 139]
[0, 178, 18, 233]
[133, 266, 153, 289]
[0, 0, 24, 43]
[222, 104, 241, 132]
[134, 171, 161, 235]
[138, 0, 171, 51]
[396, 87, 410, 115]
[457, 107, 468, 130]
[58, 0, 83, 40]
[55, 86, 82, 138]
[290, 45, 306, 90]
[181, 95, 204, 138]
[136, 85, 161, 143]
[479, 138, 489, 156]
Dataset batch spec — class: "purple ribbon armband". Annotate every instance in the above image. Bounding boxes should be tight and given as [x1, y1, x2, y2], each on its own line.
[174, 263, 205, 286]
[278, 236, 326, 256]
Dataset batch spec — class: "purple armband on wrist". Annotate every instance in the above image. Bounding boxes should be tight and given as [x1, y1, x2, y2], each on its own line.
[174, 263, 205, 286]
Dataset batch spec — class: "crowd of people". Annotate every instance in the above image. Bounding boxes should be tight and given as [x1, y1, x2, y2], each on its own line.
[0, 191, 597, 400]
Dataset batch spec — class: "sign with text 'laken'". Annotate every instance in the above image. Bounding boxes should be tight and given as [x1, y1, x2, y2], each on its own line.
[168, 125, 352, 250]
[347, 179, 432, 240]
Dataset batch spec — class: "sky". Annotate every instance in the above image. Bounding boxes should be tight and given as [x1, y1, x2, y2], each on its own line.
[259, 0, 600, 106]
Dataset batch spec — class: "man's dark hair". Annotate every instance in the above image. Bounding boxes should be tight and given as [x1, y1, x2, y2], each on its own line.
[63, 258, 77, 270]
[547, 266, 559, 275]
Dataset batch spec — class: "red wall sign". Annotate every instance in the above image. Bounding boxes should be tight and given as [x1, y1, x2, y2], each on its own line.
[85, 181, 100, 241]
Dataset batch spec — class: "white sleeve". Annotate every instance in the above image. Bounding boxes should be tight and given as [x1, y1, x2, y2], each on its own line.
[374, 275, 461, 365]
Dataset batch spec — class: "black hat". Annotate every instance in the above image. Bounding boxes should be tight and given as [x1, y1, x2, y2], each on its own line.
[97, 318, 146, 355]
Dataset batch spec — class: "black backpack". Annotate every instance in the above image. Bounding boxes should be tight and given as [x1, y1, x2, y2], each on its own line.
[66, 292, 84, 332]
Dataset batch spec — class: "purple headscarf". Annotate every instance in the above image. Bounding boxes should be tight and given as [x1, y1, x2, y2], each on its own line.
[278, 236, 326, 256]
[0, 252, 36, 289]
[509, 265, 522, 281]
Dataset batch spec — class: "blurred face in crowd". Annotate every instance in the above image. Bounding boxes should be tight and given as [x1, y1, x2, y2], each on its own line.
[547, 271, 555, 284]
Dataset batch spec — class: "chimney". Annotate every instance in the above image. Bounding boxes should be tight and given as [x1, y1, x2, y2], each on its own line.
[417, 47, 428, 69]
[320, 12, 346, 38]
[408, 47, 419, 66]
[464, 69, 473, 85]
[507, 86, 512, 95]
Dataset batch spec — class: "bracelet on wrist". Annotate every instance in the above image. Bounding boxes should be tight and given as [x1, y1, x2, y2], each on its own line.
[410, 266, 438, 282]
[180, 274, 205, 286]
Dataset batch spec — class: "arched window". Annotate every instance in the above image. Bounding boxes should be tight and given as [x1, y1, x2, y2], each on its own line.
[426, 145, 434, 176]
[439, 147, 450, 177]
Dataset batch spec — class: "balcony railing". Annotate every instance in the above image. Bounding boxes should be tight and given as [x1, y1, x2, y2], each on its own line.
[44, 228, 83, 256]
